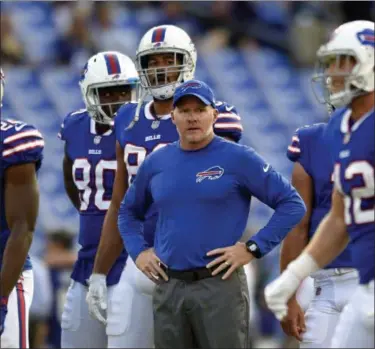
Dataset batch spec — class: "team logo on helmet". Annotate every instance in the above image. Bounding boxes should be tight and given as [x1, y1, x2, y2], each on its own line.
[80, 62, 88, 82]
[356, 29, 375, 47]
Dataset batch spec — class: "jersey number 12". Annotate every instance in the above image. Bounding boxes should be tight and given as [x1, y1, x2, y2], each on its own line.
[336, 161, 374, 225]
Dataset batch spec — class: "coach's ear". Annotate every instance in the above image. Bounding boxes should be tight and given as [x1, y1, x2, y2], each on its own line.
[171, 110, 176, 125]
[212, 107, 218, 123]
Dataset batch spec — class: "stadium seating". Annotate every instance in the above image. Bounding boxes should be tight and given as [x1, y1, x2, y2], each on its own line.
[1, 2, 327, 253]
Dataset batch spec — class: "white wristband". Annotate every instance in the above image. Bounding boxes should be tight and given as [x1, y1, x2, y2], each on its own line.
[88, 273, 106, 283]
[287, 253, 320, 281]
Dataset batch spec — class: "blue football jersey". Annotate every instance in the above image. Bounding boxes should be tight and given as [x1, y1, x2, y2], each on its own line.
[115, 101, 178, 247]
[330, 108, 374, 284]
[115, 100, 242, 246]
[0, 119, 44, 271]
[59, 110, 127, 286]
[287, 123, 352, 268]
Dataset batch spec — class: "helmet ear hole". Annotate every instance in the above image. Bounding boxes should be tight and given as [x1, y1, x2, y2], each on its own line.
[141, 56, 148, 69]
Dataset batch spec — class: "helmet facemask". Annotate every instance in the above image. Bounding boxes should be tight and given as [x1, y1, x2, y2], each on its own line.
[84, 79, 139, 125]
[312, 51, 372, 109]
[137, 50, 194, 100]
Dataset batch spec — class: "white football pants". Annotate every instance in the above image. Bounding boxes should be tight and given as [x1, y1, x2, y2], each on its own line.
[331, 279, 374, 348]
[300, 268, 359, 348]
[61, 258, 154, 348]
[61, 279, 107, 348]
[296, 276, 315, 312]
[1, 270, 34, 348]
[106, 257, 154, 348]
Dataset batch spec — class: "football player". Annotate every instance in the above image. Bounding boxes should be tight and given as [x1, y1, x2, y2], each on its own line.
[280, 121, 358, 347]
[265, 20, 374, 348]
[0, 68, 45, 348]
[58, 52, 139, 348]
[86, 25, 244, 348]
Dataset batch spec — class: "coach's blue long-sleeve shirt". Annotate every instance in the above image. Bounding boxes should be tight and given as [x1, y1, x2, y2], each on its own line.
[118, 136, 306, 270]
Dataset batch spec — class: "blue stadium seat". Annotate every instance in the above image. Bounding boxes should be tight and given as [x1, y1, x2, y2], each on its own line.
[1, 4, 326, 234]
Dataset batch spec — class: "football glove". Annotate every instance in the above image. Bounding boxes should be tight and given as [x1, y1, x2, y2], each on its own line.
[86, 274, 107, 325]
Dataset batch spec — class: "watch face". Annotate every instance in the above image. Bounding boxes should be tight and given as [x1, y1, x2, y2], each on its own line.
[249, 244, 257, 252]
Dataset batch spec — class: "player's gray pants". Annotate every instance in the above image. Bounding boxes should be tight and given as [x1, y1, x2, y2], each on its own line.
[153, 267, 250, 348]
[300, 268, 359, 348]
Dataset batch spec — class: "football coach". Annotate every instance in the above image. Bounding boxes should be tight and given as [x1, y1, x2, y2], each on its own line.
[118, 79, 306, 348]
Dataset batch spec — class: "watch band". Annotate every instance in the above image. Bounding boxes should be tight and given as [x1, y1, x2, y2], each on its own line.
[246, 240, 262, 259]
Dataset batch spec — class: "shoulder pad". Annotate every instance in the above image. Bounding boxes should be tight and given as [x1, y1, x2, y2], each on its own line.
[1, 119, 44, 169]
[58, 109, 88, 141]
[214, 100, 242, 142]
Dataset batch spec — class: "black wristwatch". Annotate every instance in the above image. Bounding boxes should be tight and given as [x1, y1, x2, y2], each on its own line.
[245, 240, 262, 259]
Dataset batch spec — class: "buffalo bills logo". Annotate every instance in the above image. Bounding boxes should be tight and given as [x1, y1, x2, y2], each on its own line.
[181, 81, 202, 92]
[196, 166, 224, 183]
[356, 29, 374, 47]
[80, 62, 88, 82]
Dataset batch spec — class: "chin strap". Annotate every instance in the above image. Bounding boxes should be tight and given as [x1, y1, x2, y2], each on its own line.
[126, 89, 148, 130]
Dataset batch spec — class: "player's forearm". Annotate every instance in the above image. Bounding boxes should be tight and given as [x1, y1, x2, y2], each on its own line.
[305, 212, 349, 268]
[118, 195, 149, 262]
[64, 181, 80, 211]
[93, 204, 124, 275]
[280, 225, 309, 272]
[0, 228, 33, 297]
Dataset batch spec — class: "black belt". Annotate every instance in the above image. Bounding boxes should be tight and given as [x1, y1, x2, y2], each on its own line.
[161, 264, 226, 282]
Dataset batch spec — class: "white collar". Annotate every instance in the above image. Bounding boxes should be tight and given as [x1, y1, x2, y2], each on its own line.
[144, 101, 171, 120]
[90, 119, 113, 136]
[340, 108, 374, 134]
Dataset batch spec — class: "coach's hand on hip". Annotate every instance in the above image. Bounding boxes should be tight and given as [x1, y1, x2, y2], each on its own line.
[206, 242, 253, 279]
[135, 248, 169, 283]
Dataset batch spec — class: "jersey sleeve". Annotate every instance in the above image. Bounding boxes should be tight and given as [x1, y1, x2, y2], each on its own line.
[214, 101, 243, 142]
[2, 121, 44, 170]
[58, 109, 86, 142]
[286, 126, 311, 174]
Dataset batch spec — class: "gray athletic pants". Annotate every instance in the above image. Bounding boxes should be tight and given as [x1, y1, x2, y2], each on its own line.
[153, 267, 250, 348]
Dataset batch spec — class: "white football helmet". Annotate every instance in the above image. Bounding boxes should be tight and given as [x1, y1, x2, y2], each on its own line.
[0, 68, 4, 107]
[312, 20, 374, 108]
[135, 25, 197, 100]
[79, 51, 140, 125]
